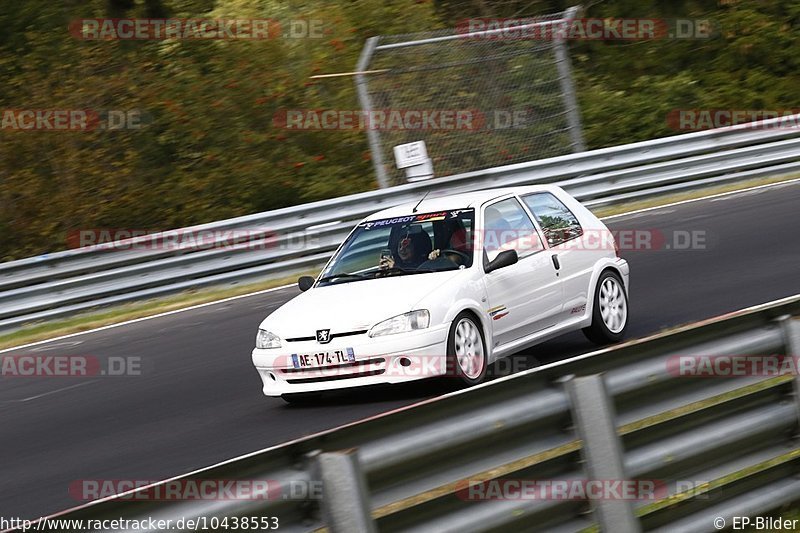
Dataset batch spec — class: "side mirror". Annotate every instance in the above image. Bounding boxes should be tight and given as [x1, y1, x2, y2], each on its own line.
[485, 249, 518, 273]
[298, 276, 315, 292]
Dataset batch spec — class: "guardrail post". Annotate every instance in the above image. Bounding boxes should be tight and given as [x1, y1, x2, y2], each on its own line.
[565, 374, 641, 533]
[554, 5, 586, 153]
[312, 449, 377, 533]
[780, 318, 800, 424]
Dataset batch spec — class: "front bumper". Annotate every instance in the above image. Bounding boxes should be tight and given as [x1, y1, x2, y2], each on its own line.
[251, 324, 450, 396]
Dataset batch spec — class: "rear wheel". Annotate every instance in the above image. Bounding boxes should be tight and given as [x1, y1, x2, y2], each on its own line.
[583, 270, 628, 344]
[447, 312, 487, 386]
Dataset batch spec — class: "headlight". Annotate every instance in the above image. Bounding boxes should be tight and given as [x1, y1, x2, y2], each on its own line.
[256, 329, 281, 349]
[369, 310, 430, 337]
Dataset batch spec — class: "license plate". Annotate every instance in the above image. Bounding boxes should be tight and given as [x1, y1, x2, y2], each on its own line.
[291, 348, 355, 369]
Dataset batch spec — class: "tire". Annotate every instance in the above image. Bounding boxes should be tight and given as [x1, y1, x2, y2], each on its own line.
[447, 312, 488, 386]
[281, 392, 322, 405]
[583, 270, 629, 345]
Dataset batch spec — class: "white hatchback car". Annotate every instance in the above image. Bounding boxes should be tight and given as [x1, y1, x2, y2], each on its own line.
[252, 185, 629, 402]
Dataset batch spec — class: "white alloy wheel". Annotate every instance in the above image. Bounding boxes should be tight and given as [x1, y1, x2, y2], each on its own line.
[599, 276, 627, 334]
[454, 317, 485, 380]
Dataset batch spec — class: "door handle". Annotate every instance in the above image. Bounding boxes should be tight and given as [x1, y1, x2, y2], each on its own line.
[551, 254, 561, 270]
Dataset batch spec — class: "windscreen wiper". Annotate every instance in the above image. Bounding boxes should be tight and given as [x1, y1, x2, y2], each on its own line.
[317, 272, 369, 283]
[379, 265, 444, 276]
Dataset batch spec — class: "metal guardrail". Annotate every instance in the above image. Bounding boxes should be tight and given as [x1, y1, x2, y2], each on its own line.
[21, 294, 800, 533]
[1, 114, 799, 331]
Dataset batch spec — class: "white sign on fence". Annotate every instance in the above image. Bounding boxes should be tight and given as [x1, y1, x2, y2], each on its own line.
[393, 141, 428, 169]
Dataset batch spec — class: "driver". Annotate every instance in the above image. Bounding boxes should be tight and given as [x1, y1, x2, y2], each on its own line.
[426, 227, 471, 267]
[379, 228, 431, 271]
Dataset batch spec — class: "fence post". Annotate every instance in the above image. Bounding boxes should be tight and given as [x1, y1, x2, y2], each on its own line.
[554, 5, 586, 153]
[313, 449, 377, 533]
[566, 374, 641, 533]
[355, 36, 390, 189]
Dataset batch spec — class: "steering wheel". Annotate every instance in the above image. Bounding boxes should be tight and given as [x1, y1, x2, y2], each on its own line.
[440, 248, 470, 263]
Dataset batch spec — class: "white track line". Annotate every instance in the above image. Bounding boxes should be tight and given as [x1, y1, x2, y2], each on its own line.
[5, 381, 96, 403]
[0, 284, 295, 354]
[3, 176, 799, 354]
[599, 177, 800, 221]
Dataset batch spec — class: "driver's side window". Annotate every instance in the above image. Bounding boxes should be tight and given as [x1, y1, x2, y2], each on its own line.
[483, 198, 543, 262]
[329, 226, 393, 275]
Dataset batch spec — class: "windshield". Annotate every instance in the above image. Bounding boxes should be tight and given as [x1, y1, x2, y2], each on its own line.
[318, 209, 475, 286]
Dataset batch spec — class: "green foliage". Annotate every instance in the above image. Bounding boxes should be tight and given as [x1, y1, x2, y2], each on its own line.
[0, 0, 797, 260]
[572, 0, 800, 147]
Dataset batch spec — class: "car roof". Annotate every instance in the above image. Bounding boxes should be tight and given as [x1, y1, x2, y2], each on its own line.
[364, 184, 562, 221]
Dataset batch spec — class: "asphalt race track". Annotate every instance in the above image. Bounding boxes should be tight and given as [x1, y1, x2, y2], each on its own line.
[1, 181, 799, 520]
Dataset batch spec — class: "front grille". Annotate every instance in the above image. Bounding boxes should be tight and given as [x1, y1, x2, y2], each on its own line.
[284, 330, 368, 343]
[286, 368, 386, 384]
